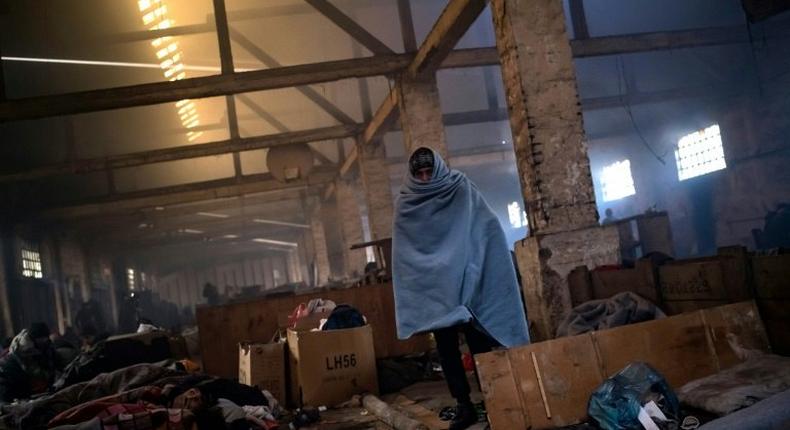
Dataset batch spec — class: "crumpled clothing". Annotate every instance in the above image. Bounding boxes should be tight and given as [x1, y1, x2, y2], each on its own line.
[243, 405, 275, 422]
[288, 299, 336, 328]
[556, 292, 665, 337]
[217, 398, 247, 423]
[48, 387, 163, 427]
[259, 390, 282, 418]
[136, 324, 160, 334]
[1, 363, 183, 430]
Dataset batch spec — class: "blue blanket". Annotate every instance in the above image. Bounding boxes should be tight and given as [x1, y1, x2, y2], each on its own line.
[392, 148, 530, 348]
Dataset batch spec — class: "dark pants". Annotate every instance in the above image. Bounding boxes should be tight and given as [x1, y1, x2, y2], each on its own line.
[433, 324, 500, 403]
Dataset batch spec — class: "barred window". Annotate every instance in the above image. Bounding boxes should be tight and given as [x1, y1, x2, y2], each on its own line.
[21, 248, 43, 279]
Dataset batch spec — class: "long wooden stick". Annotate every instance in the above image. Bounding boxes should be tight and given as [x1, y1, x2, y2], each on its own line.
[531, 351, 552, 419]
[362, 394, 429, 430]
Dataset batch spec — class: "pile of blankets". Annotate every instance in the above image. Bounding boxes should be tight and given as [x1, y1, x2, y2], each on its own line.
[0, 363, 280, 430]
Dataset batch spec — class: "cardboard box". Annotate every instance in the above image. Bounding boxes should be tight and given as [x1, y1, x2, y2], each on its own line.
[287, 325, 379, 407]
[476, 301, 770, 430]
[239, 342, 286, 405]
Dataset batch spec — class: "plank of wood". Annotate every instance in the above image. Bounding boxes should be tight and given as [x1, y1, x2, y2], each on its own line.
[508, 336, 603, 429]
[659, 261, 730, 301]
[752, 254, 790, 299]
[592, 312, 717, 389]
[475, 350, 528, 430]
[363, 394, 429, 430]
[701, 301, 770, 369]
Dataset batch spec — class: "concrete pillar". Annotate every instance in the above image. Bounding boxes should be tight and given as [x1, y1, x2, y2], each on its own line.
[335, 178, 367, 278]
[309, 205, 332, 285]
[397, 74, 450, 161]
[319, 197, 345, 279]
[357, 138, 395, 240]
[0, 237, 14, 338]
[492, 0, 621, 340]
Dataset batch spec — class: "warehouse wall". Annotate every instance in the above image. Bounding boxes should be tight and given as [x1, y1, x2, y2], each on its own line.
[151, 253, 293, 311]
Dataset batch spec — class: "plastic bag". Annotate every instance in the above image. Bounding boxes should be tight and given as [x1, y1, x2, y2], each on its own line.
[588, 362, 679, 430]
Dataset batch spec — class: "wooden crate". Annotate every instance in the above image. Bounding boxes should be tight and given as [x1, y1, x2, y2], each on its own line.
[196, 283, 432, 378]
[567, 260, 659, 308]
[476, 301, 769, 430]
[751, 254, 790, 355]
[659, 247, 751, 314]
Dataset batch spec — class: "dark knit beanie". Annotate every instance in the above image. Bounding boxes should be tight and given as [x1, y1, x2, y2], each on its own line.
[29, 322, 50, 339]
[409, 147, 434, 176]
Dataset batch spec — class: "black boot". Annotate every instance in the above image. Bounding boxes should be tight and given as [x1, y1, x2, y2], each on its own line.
[450, 401, 478, 430]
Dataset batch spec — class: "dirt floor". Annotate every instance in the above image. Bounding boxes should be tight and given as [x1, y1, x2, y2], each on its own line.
[304, 379, 488, 430]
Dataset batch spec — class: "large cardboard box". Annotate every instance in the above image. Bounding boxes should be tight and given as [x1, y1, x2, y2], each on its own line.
[239, 342, 286, 405]
[476, 301, 771, 430]
[287, 325, 379, 407]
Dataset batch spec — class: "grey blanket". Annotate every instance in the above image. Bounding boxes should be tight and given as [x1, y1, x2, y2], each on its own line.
[556, 292, 665, 337]
[699, 388, 790, 430]
[679, 354, 790, 416]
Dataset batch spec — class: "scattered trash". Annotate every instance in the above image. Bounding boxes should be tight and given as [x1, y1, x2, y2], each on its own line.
[588, 362, 679, 430]
[289, 406, 321, 429]
[439, 405, 456, 421]
[680, 416, 700, 430]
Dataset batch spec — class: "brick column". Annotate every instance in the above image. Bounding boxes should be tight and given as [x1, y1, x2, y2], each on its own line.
[309, 205, 332, 285]
[335, 178, 367, 278]
[397, 74, 450, 161]
[357, 138, 394, 240]
[492, 0, 621, 340]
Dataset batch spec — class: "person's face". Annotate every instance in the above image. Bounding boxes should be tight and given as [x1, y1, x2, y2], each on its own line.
[415, 167, 433, 183]
[33, 336, 51, 351]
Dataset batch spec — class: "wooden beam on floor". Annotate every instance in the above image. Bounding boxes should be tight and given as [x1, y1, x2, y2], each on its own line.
[40, 166, 338, 219]
[0, 124, 360, 183]
[407, 0, 488, 78]
[304, 0, 395, 55]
